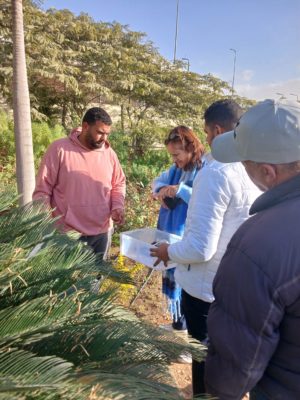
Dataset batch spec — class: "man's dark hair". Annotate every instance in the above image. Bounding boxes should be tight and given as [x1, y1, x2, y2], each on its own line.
[204, 99, 243, 131]
[82, 107, 112, 126]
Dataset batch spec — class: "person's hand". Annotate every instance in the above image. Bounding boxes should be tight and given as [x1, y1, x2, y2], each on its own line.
[162, 185, 179, 198]
[154, 186, 178, 208]
[150, 243, 170, 267]
[155, 187, 168, 202]
[153, 188, 167, 208]
[111, 208, 125, 225]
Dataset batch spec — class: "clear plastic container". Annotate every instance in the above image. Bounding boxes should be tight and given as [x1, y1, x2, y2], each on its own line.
[120, 227, 181, 270]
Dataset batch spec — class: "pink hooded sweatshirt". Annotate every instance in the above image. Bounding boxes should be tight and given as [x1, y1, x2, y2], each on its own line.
[33, 127, 126, 235]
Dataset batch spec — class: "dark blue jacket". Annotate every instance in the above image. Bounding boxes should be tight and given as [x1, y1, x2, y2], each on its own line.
[205, 174, 300, 400]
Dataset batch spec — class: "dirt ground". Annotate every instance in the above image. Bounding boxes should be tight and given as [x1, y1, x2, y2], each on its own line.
[126, 266, 193, 399]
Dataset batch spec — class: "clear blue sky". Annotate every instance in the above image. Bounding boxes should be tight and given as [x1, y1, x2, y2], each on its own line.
[42, 0, 300, 100]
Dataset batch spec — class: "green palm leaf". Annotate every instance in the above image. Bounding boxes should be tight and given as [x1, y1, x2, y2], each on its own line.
[77, 371, 182, 400]
[0, 192, 213, 399]
[0, 349, 72, 392]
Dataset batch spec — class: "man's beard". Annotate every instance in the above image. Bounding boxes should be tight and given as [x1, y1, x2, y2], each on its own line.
[86, 133, 105, 149]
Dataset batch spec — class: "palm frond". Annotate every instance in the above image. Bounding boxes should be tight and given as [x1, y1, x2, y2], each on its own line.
[0, 349, 72, 392]
[0, 191, 210, 399]
[77, 371, 183, 400]
[0, 201, 55, 246]
[0, 191, 18, 214]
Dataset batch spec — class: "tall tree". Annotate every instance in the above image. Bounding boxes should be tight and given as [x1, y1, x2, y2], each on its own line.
[12, 0, 35, 205]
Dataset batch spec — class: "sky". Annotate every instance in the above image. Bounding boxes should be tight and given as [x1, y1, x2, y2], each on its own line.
[42, 0, 300, 101]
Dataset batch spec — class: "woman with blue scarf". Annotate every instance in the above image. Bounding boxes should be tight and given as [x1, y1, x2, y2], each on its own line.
[152, 126, 205, 334]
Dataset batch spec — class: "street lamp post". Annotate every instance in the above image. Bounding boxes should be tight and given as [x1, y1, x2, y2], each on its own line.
[276, 92, 286, 100]
[230, 48, 237, 96]
[182, 57, 190, 71]
[173, 0, 179, 64]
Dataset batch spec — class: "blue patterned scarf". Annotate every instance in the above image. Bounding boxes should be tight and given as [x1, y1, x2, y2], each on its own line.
[157, 165, 200, 321]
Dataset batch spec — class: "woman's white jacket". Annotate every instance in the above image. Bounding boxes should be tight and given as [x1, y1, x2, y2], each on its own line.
[169, 154, 261, 303]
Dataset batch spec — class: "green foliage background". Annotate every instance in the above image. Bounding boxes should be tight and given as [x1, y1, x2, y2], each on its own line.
[0, 1, 254, 134]
[0, 0, 256, 240]
[0, 0, 255, 237]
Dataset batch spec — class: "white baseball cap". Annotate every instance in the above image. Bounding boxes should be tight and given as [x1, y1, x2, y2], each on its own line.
[211, 99, 300, 164]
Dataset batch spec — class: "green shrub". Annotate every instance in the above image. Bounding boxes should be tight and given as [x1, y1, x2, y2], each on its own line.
[0, 109, 14, 160]
[0, 111, 173, 240]
[110, 130, 170, 186]
[0, 109, 66, 192]
[32, 121, 66, 165]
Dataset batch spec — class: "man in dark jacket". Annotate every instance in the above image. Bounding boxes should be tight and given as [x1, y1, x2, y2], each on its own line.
[205, 99, 300, 400]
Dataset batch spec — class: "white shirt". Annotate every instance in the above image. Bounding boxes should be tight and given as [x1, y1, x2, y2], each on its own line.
[168, 154, 261, 302]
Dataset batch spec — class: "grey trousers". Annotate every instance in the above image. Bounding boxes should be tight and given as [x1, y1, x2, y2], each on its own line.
[79, 229, 113, 260]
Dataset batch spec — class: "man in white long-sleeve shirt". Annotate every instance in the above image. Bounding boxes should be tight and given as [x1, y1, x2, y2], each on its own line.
[151, 99, 261, 396]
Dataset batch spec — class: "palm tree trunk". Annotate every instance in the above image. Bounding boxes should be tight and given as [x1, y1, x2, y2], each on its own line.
[12, 0, 35, 205]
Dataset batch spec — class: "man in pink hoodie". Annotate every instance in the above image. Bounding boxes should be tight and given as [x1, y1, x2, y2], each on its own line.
[33, 107, 126, 259]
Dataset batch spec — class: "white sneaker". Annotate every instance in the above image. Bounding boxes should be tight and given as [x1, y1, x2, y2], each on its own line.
[176, 352, 192, 364]
[159, 323, 188, 333]
[159, 323, 174, 332]
[158, 325, 192, 363]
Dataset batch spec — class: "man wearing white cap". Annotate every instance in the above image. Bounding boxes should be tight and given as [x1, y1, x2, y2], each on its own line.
[205, 99, 300, 400]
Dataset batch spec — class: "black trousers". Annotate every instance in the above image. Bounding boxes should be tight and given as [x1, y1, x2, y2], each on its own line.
[181, 290, 211, 397]
[250, 387, 270, 400]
